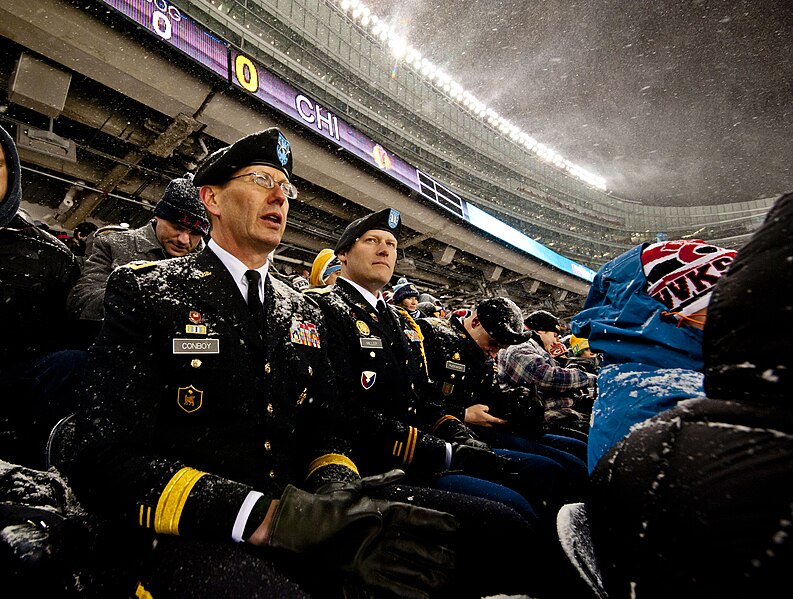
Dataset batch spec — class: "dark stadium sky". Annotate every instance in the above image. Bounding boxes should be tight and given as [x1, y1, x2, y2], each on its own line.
[375, 0, 792, 206]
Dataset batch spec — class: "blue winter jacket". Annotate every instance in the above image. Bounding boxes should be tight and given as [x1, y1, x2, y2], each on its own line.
[571, 243, 706, 473]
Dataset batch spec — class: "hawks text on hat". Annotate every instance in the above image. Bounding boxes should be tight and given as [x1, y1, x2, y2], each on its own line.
[193, 128, 293, 186]
[334, 207, 401, 254]
[641, 239, 737, 317]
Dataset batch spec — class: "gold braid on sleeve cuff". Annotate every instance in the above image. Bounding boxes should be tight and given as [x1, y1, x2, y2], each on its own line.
[152, 467, 207, 535]
[305, 453, 359, 480]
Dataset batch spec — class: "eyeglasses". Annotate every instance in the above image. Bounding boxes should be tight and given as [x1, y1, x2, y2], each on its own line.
[229, 171, 298, 200]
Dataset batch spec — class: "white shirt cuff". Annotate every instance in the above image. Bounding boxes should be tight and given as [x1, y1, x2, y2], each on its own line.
[232, 490, 264, 543]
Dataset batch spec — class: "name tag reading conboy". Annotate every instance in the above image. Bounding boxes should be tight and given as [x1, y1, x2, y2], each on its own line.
[173, 339, 220, 354]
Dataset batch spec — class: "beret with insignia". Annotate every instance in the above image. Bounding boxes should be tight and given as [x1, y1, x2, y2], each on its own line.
[194, 128, 293, 186]
[335, 208, 402, 254]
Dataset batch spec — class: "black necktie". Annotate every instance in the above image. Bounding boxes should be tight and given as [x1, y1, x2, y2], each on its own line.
[376, 299, 393, 329]
[244, 270, 264, 334]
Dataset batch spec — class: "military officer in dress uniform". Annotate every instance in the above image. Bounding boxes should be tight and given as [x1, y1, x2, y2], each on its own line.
[312, 208, 579, 524]
[64, 129, 460, 598]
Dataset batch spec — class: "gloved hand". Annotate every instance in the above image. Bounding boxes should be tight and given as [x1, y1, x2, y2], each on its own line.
[436, 416, 491, 450]
[268, 470, 459, 598]
[451, 432, 490, 450]
[449, 443, 515, 482]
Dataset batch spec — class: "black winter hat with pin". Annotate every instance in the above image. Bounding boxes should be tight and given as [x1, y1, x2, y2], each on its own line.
[524, 310, 560, 333]
[477, 297, 529, 346]
[154, 173, 209, 235]
[193, 127, 293, 186]
[335, 208, 402, 254]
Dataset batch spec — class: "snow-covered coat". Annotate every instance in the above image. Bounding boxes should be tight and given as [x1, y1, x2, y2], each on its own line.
[313, 279, 473, 476]
[67, 220, 204, 321]
[571, 243, 707, 473]
[68, 247, 359, 543]
[586, 192, 793, 598]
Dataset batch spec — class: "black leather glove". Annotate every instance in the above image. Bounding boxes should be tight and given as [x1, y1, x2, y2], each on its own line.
[449, 443, 515, 482]
[461, 437, 489, 450]
[269, 470, 459, 598]
[435, 416, 491, 450]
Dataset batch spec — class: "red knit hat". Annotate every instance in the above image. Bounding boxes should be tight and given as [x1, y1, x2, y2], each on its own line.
[641, 240, 736, 319]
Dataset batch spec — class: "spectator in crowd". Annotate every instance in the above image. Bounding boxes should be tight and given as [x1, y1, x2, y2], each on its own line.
[0, 124, 86, 469]
[313, 208, 592, 597]
[391, 276, 421, 318]
[290, 274, 310, 292]
[568, 335, 595, 360]
[583, 192, 792, 598]
[498, 310, 596, 445]
[66, 220, 99, 261]
[571, 238, 736, 473]
[64, 129, 458, 598]
[307, 247, 340, 288]
[417, 298, 588, 505]
[417, 299, 442, 317]
[67, 174, 207, 323]
[563, 335, 601, 375]
[315, 208, 574, 521]
[418, 292, 445, 317]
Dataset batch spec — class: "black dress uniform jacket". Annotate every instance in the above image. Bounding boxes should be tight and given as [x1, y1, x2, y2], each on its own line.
[418, 315, 493, 419]
[419, 315, 547, 437]
[68, 247, 358, 542]
[313, 279, 473, 477]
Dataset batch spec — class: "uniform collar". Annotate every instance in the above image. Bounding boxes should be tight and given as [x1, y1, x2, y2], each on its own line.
[337, 276, 382, 310]
[208, 238, 270, 301]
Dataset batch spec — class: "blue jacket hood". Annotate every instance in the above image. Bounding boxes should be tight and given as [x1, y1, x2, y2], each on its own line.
[0, 125, 22, 227]
[571, 243, 704, 371]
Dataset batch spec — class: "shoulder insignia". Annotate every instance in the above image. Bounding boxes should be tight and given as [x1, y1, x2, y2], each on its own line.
[304, 286, 332, 295]
[127, 260, 158, 271]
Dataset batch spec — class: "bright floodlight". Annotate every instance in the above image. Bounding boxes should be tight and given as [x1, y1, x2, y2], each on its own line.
[389, 36, 407, 59]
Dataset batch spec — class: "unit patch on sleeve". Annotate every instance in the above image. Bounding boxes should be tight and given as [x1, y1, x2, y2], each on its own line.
[291, 321, 321, 347]
[361, 371, 377, 389]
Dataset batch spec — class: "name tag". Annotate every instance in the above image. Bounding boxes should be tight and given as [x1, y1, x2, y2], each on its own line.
[445, 361, 466, 373]
[360, 337, 384, 349]
[173, 338, 220, 354]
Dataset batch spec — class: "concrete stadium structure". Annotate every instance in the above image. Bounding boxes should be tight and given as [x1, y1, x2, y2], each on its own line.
[0, 0, 775, 318]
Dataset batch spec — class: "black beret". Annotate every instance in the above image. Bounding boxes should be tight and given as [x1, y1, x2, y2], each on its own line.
[477, 297, 529, 346]
[524, 309, 561, 333]
[193, 128, 293, 186]
[335, 208, 402, 254]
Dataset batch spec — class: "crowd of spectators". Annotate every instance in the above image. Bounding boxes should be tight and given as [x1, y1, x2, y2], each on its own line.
[1, 119, 790, 597]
